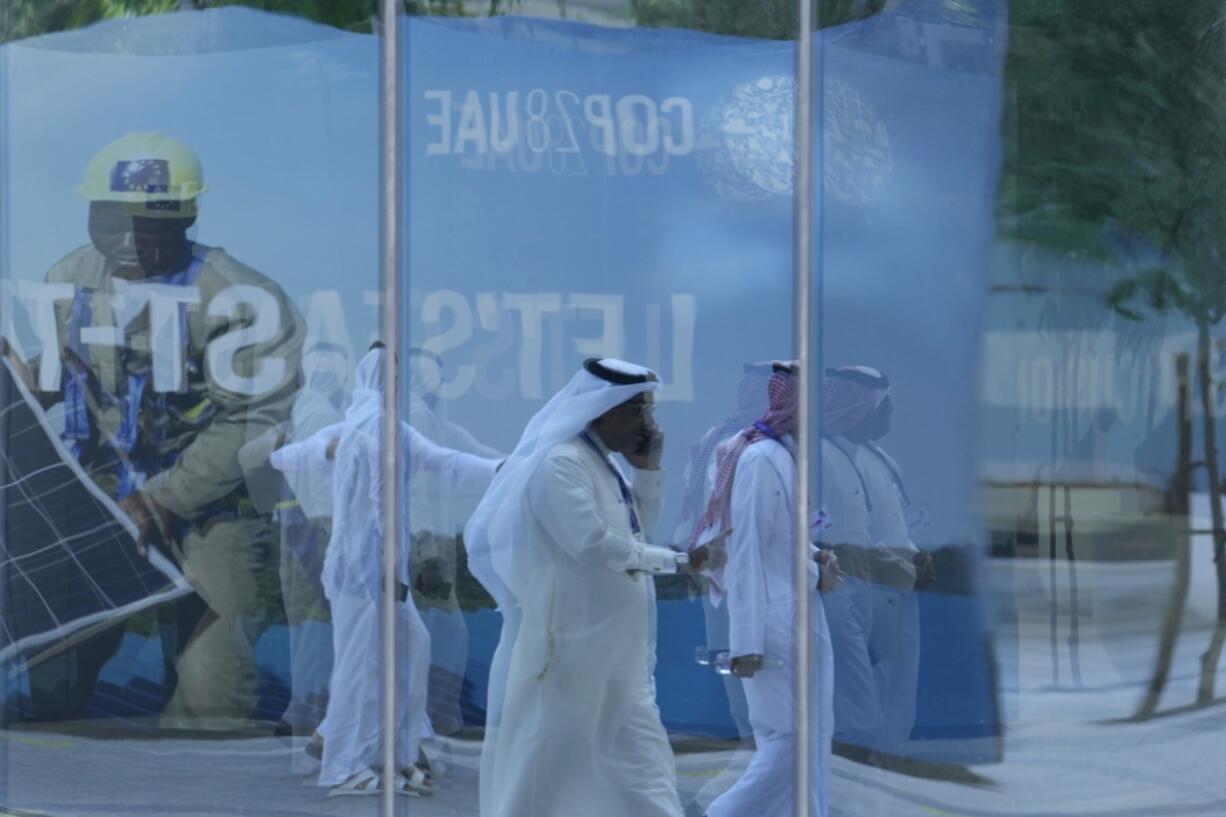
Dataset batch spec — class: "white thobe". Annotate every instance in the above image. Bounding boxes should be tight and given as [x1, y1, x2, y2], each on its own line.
[279, 391, 343, 740]
[407, 393, 502, 735]
[272, 423, 497, 786]
[706, 438, 834, 817]
[820, 435, 921, 755]
[486, 434, 682, 817]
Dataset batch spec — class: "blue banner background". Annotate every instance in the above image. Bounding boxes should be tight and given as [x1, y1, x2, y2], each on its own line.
[1, 4, 1004, 762]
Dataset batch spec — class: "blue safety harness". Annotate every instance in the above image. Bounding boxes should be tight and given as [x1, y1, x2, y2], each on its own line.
[62, 246, 206, 499]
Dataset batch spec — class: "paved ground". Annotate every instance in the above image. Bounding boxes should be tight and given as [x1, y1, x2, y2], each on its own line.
[3, 557, 1225, 816]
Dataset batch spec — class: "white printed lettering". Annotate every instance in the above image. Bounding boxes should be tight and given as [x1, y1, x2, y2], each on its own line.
[425, 90, 452, 156]
[206, 285, 286, 396]
[142, 283, 201, 393]
[421, 289, 476, 401]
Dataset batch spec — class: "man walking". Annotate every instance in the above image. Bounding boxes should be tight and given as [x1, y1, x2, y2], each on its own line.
[465, 357, 691, 817]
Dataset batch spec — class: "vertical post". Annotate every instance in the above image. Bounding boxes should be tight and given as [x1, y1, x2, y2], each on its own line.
[1048, 482, 1059, 686]
[0, 28, 11, 792]
[1136, 353, 1192, 718]
[379, 0, 402, 813]
[1064, 483, 1082, 686]
[793, 1, 814, 816]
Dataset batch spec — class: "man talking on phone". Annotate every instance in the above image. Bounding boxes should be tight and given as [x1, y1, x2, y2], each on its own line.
[466, 357, 714, 817]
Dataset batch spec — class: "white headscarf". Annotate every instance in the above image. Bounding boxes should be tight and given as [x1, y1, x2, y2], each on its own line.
[406, 347, 443, 398]
[321, 346, 393, 598]
[305, 341, 350, 397]
[344, 345, 386, 430]
[289, 343, 350, 432]
[464, 359, 659, 611]
[821, 365, 890, 437]
[277, 343, 350, 519]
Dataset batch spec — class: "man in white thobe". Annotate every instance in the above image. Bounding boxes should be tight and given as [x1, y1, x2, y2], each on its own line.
[465, 357, 691, 817]
[271, 344, 499, 796]
[693, 363, 837, 817]
[404, 347, 502, 736]
[674, 363, 774, 745]
[819, 366, 934, 759]
[238, 340, 349, 756]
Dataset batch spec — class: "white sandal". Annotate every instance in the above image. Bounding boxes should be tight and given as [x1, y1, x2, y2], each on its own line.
[327, 767, 381, 797]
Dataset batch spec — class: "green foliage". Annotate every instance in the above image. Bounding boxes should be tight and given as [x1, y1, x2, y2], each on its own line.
[1000, 1, 1226, 327]
[208, 1, 381, 32]
[454, 535, 497, 611]
[2, 0, 174, 43]
[1, 0, 477, 43]
[2, 0, 887, 45]
[629, 0, 887, 40]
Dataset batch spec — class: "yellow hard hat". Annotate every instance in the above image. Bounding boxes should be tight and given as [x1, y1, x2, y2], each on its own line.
[76, 132, 207, 218]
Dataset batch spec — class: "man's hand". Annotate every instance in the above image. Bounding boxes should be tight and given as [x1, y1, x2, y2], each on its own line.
[688, 528, 732, 574]
[119, 493, 173, 558]
[624, 425, 664, 471]
[914, 550, 937, 590]
[730, 654, 764, 679]
[816, 548, 844, 593]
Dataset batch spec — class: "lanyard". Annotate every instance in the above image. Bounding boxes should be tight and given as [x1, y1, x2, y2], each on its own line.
[864, 444, 913, 507]
[579, 430, 642, 536]
[753, 420, 780, 442]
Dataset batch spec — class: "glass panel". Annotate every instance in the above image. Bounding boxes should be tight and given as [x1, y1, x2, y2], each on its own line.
[982, 2, 1226, 816]
[401, 2, 801, 815]
[815, 0, 1006, 793]
[0, 3, 381, 812]
[6, 2, 1218, 816]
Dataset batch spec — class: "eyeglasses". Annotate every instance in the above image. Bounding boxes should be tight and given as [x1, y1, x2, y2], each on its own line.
[627, 400, 656, 418]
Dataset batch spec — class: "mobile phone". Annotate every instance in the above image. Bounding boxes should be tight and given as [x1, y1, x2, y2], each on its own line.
[634, 422, 659, 456]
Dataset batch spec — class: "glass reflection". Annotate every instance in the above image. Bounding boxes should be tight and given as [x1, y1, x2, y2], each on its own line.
[465, 358, 689, 816]
[405, 345, 503, 740]
[11, 0, 1224, 816]
[2, 4, 381, 813]
[13, 130, 304, 731]
[689, 362, 835, 817]
[237, 340, 351, 758]
[819, 366, 928, 762]
[269, 343, 497, 795]
[675, 360, 775, 759]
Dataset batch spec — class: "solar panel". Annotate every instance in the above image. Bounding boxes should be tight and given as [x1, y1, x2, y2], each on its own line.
[0, 355, 191, 665]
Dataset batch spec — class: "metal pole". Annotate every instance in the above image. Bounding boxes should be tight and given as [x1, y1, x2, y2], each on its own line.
[0, 36, 10, 787]
[793, 1, 814, 815]
[379, 0, 402, 813]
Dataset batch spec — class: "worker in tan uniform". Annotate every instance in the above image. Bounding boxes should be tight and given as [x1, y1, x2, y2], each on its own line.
[25, 132, 304, 730]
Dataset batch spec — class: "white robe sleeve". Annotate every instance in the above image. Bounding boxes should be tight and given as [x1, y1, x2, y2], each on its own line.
[726, 450, 782, 659]
[528, 451, 646, 572]
[403, 423, 498, 492]
[629, 466, 666, 536]
[269, 422, 344, 474]
[237, 423, 284, 473]
[819, 441, 873, 548]
[442, 418, 504, 459]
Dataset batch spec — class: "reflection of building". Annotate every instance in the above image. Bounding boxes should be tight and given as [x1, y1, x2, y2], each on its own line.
[984, 466, 1174, 561]
[980, 267, 1205, 563]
